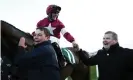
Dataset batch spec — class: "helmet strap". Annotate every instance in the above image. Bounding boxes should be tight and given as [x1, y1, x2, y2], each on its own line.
[48, 13, 54, 22]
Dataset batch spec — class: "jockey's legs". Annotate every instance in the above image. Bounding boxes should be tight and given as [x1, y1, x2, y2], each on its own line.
[50, 36, 66, 67]
[52, 42, 66, 67]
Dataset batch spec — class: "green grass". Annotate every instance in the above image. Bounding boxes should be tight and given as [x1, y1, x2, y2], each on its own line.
[90, 66, 98, 80]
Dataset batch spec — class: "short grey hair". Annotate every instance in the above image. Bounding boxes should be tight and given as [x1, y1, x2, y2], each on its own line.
[105, 31, 118, 41]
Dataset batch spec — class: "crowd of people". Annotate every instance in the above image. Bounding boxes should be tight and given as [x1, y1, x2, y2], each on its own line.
[1, 4, 133, 80]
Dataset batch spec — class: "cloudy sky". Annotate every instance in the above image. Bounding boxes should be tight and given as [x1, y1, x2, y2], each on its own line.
[1, 0, 133, 52]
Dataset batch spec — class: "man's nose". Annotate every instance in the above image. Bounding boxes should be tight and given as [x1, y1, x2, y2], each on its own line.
[34, 36, 38, 39]
[103, 39, 107, 42]
[55, 13, 59, 16]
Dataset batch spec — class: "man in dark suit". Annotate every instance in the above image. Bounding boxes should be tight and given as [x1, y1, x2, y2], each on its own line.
[78, 31, 133, 80]
[14, 27, 60, 80]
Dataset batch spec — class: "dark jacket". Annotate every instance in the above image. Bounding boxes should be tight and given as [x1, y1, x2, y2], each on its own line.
[14, 40, 60, 80]
[78, 43, 133, 80]
[1, 56, 12, 80]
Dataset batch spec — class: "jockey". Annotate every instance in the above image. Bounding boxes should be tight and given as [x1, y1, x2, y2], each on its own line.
[35, 4, 78, 67]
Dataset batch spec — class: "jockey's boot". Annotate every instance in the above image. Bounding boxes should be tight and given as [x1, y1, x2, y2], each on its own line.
[52, 42, 66, 68]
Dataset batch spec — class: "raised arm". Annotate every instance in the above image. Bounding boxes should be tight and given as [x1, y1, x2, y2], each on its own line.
[77, 49, 98, 66]
[61, 27, 75, 43]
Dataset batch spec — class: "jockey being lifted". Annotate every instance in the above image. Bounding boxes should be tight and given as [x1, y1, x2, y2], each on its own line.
[35, 4, 78, 67]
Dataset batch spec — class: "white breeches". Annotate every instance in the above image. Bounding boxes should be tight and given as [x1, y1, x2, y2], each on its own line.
[50, 36, 60, 45]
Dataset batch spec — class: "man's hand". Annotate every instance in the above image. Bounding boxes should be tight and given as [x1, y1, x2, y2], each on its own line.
[72, 41, 79, 51]
[18, 37, 27, 48]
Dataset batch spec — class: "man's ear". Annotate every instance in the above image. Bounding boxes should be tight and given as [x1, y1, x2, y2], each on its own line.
[113, 40, 117, 44]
